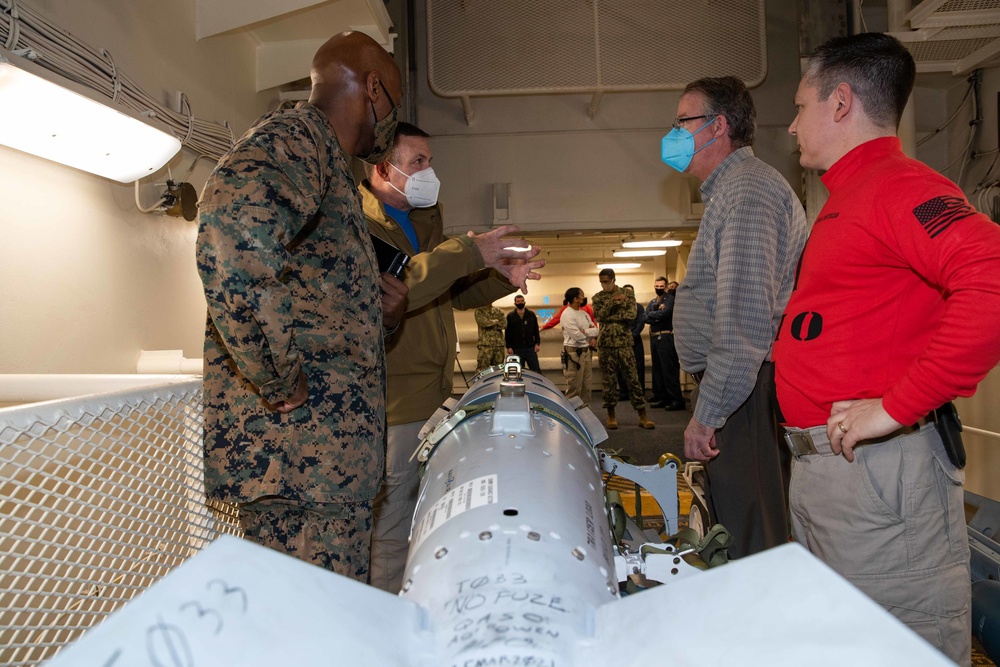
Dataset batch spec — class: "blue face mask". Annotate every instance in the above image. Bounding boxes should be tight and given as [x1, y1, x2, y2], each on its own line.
[660, 116, 718, 172]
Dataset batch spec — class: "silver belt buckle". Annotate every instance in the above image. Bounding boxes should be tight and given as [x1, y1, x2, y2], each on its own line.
[784, 431, 818, 459]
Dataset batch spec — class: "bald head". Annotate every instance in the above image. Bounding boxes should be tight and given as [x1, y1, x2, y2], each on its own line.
[308, 31, 402, 157]
[311, 32, 397, 90]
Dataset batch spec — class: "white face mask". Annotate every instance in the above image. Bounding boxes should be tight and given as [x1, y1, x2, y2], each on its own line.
[387, 161, 441, 208]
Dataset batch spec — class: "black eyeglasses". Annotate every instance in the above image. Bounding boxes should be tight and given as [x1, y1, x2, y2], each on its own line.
[672, 115, 711, 130]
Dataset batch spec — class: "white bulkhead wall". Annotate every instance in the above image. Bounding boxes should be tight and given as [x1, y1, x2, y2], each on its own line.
[0, 0, 271, 374]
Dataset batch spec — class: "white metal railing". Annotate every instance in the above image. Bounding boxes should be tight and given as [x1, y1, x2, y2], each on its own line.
[0, 377, 241, 667]
[0, 373, 198, 404]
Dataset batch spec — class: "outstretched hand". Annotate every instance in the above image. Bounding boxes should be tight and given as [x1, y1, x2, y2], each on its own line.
[468, 225, 545, 293]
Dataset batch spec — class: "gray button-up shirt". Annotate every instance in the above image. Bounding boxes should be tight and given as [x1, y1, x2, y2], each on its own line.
[674, 147, 808, 428]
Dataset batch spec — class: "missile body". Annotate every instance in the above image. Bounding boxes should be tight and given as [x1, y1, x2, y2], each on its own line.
[400, 360, 614, 666]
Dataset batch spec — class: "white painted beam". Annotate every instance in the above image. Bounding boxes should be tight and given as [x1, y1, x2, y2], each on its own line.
[915, 62, 960, 73]
[954, 36, 1000, 74]
[918, 9, 1000, 29]
[256, 38, 326, 91]
[889, 0, 916, 158]
[905, 0, 950, 28]
[361, 0, 393, 37]
[255, 23, 395, 92]
[197, 0, 330, 40]
[895, 25, 1000, 42]
[890, 27, 946, 42]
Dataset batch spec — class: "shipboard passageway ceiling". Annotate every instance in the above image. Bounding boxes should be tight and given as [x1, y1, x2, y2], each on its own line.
[425, 0, 768, 123]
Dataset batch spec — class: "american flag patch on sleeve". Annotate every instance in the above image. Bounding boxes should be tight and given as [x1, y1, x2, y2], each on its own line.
[912, 196, 974, 238]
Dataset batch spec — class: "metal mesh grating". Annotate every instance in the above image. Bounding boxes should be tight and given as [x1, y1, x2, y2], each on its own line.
[935, 23, 1000, 38]
[939, 0, 1000, 12]
[907, 36, 996, 61]
[0, 380, 242, 667]
[426, 0, 766, 97]
[595, 0, 766, 88]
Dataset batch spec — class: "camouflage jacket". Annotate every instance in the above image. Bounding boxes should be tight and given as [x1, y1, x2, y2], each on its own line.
[475, 306, 506, 349]
[591, 286, 637, 348]
[197, 104, 385, 504]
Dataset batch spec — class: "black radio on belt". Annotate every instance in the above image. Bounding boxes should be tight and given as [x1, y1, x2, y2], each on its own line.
[933, 402, 966, 469]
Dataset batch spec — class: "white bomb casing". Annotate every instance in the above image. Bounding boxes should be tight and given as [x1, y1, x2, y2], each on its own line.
[401, 360, 612, 666]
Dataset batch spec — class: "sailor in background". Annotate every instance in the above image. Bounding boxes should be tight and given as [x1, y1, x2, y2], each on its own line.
[592, 268, 655, 430]
[475, 303, 508, 372]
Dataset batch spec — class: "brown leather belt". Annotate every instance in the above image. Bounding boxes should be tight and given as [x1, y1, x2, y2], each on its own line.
[651, 330, 673, 337]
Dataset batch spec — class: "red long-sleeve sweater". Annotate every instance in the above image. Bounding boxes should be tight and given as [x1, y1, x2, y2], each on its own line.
[775, 137, 1000, 428]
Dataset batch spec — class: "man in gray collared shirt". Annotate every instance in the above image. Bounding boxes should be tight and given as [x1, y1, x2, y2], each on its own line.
[665, 76, 807, 558]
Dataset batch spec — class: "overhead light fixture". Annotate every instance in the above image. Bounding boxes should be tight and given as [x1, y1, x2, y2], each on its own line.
[613, 249, 667, 258]
[597, 262, 641, 270]
[621, 239, 683, 248]
[0, 48, 181, 183]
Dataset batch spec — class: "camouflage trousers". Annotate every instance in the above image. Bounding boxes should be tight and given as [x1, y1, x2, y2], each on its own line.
[598, 345, 646, 410]
[477, 345, 506, 371]
[238, 496, 373, 583]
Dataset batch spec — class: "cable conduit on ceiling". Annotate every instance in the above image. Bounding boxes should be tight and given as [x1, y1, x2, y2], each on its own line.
[0, 0, 234, 161]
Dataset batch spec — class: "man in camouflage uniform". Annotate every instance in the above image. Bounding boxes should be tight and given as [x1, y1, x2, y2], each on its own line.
[592, 268, 655, 430]
[196, 32, 408, 582]
[475, 304, 507, 371]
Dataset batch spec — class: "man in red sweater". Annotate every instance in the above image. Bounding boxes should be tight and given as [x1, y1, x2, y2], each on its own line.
[774, 33, 1000, 666]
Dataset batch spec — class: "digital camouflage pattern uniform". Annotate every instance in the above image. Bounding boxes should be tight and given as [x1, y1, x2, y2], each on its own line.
[197, 104, 385, 582]
[475, 305, 507, 371]
[592, 286, 646, 410]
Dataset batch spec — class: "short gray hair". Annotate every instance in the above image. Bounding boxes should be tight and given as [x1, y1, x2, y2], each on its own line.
[683, 76, 756, 148]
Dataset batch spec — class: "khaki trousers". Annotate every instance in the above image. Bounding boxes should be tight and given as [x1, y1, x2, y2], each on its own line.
[369, 420, 423, 593]
[563, 345, 592, 406]
[789, 425, 971, 666]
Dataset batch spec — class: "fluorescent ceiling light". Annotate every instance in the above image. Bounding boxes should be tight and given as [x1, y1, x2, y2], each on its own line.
[503, 245, 533, 252]
[613, 249, 667, 258]
[597, 262, 641, 269]
[0, 49, 181, 183]
[622, 239, 683, 248]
